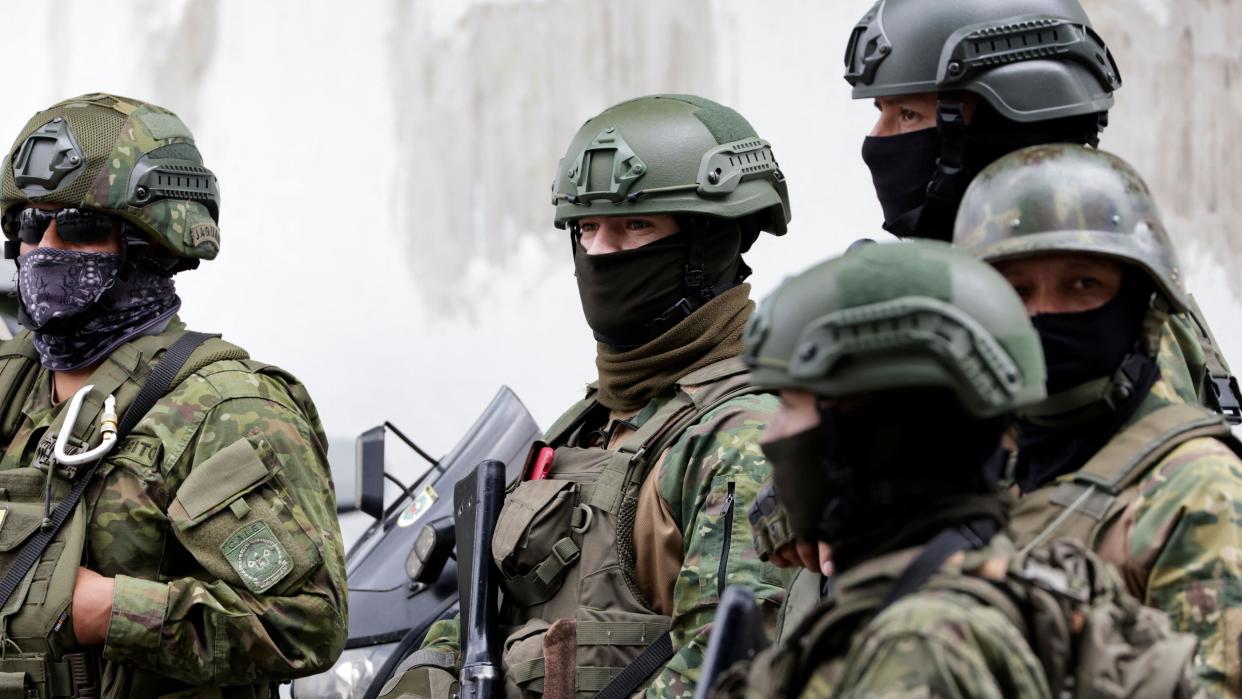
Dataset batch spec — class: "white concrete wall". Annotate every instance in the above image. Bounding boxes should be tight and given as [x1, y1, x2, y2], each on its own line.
[0, 0, 1236, 457]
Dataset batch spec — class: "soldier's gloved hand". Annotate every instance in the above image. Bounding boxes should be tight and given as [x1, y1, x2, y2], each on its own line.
[749, 480, 833, 575]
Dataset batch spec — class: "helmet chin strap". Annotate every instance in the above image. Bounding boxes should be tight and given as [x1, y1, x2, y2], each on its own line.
[910, 97, 969, 241]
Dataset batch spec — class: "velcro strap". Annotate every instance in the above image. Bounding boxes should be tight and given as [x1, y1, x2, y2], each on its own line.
[503, 537, 580, 606]
[576, 621, 670, 646]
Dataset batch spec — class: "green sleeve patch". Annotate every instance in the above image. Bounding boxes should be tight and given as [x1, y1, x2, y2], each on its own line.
[221, 520, 293, 594]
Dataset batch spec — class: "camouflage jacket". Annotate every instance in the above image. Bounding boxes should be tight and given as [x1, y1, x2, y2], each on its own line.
[1011, 319, 1242, 698]
[410, 361, 786, 698]
[724, 534, 1050, 699]
[0, 321, 347, 697]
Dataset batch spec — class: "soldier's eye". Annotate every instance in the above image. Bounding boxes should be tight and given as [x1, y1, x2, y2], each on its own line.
[626, 219, 653, 231]
[900, 108, 921, 123]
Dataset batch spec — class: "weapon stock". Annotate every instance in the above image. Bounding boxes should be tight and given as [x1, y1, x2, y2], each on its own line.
[454, 460, 507, 699]
[693, 586, 768, 699]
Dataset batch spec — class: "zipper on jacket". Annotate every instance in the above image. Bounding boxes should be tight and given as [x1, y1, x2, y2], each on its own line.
[717, 481, 736, 597]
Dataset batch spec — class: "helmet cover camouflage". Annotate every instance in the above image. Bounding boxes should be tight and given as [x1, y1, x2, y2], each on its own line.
[744, 240, 1045, 418]
[552, 94, 790, 234]
[952, 144, 1190, 313]
[1, 93, 220, 262]
[844, 0, 1120, 122]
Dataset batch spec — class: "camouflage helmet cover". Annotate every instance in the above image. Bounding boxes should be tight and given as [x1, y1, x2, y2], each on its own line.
[1, 93, 220, 261]
[953, 144, 1190, 314]
[844, 0, 1121, 122]
[552, 94, 791, 234]
[744, 240, 1046, 418]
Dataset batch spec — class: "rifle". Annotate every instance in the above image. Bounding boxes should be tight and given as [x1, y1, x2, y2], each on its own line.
[454, 460, 507, 699]
[693, 586, 768, 699]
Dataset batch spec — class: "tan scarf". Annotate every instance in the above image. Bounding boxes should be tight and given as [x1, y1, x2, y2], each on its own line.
[595, 284, 754, 412]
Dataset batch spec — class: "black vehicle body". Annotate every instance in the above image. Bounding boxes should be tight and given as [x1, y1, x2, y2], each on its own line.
[291, 387, 540, 698]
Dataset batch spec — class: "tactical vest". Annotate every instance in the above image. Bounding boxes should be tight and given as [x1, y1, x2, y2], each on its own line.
[0, 329, 309, 699]
[737, 540, 1195, 699]
[1009, 403, 1242, 565]
[490, 358, 759, 698]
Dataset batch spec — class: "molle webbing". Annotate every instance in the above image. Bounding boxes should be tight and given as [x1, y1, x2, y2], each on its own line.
[587, 358, 760, 516]
[0, 335, 40, 445]
[1023, 403, 1237, 554]
[508, 620, 672, 693]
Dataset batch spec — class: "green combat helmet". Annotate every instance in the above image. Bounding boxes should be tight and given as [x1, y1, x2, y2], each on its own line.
[744, 241, 1045, 540]
[552, 94, 790, 238]
[954, 143, 1241, 422]
[1, 93, 220, 271]
[745, 240, 1045, 417]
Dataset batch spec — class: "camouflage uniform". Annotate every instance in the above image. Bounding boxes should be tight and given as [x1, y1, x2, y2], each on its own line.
[954, 144, 1242, 698]
[0, 321, 347, 697]
[408, 360, 786, 698]
[734, 536, 1050, 699]
[0, 94, 347, 697]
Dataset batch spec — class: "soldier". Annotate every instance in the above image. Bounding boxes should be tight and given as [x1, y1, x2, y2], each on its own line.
[377, 94, 789, 698]
[0, 93, 347, 697]
[953, 143, 1242, 697]
[716, 240, 1196, 698]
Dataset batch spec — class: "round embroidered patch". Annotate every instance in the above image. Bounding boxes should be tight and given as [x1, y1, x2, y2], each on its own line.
[221, 520, 294, 593]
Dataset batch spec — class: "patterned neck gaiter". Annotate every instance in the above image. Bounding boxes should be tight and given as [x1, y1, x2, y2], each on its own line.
[17, 248, 181, 371]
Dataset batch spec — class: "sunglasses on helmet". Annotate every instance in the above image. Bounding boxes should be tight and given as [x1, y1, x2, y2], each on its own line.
[2, 207, 120, 246]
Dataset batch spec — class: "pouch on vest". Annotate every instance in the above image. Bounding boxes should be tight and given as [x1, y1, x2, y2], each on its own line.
[0, 466, 89, 699]
[1013, 539, 1198, 699]
[167, 435, 323, 597]
[492, 480, 583, 608]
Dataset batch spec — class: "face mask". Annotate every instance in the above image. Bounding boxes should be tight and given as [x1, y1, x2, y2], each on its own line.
[1031, 278, 1151, 395]
[17, 248, 121, 331]
[861, 128, 941, 236]
[573, 227, 741, 348]
[761, 391, 1006, 544]
[17, 249, 181, 371]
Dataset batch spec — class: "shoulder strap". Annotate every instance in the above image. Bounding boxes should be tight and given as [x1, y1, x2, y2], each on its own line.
[587, 364, 765, 516]
[879, 518, 1000, 611]
[1025, 403, 1232, 554]
[0, 331, 214, 611]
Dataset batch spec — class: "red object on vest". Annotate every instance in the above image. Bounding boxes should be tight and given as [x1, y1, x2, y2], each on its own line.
[524, 443, 556, 481]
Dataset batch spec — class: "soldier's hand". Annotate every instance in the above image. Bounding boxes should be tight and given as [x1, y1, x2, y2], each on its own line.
[769, 540, 833, 576]
[72, 567, 115, 646]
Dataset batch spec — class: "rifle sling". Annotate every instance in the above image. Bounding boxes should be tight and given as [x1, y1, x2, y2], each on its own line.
[592, 631, 673, 699]
[0, 331, 215, 611]
[879, 516, 1000, 612]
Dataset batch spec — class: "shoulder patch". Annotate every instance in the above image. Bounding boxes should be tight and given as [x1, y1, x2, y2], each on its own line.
[221, 520, 293, 594]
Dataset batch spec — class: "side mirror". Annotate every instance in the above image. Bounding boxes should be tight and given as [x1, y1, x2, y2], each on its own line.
[355, 426, 386, 520]
[406, 516, 456, 584]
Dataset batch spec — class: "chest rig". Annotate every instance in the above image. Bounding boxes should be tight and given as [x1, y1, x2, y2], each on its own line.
[0, 330, 247, 699]
[1009, 402, 1242, 576]
[489, 358, 758, 698]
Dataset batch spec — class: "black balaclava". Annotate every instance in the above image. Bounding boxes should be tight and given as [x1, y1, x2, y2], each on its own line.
[760, 389, 1010, 572]
[573, 217, 748, 349]
[1015, 270, 1158, 491]
[862, 100, 1105, 241]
